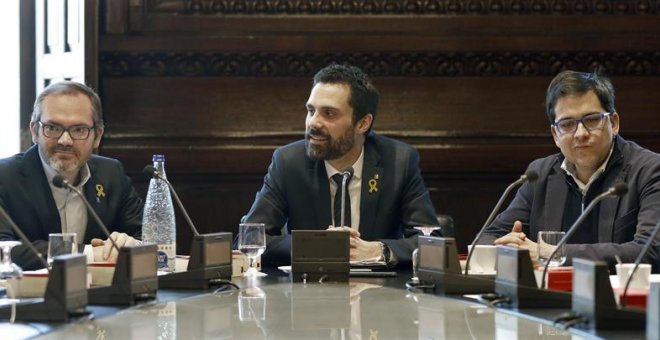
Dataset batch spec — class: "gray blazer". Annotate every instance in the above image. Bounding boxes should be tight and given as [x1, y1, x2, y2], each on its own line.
[481, 136, 660, 270]
[243, 133, 438, 267]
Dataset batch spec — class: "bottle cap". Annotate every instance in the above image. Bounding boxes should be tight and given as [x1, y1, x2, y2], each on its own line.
[152, 154, 165, 162]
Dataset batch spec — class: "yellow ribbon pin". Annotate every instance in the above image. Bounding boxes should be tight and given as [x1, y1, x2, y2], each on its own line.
[368, 176, 378, 193]
[96, 184, 106, 199]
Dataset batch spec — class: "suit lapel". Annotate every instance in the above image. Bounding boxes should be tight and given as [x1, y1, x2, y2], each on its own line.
[542, 164, 567, 233]
[598, 146, 626, 243]
[83, 160, 108, 241]
[20, 146, 62, 236]
[359, 143, 382, 239]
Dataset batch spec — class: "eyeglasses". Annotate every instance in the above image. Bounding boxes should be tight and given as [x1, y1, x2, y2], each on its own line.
[38, 121, 96, 140]
[552, 112, 612, 136]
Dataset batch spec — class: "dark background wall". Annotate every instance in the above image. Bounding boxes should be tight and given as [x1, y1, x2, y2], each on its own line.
[97, 0, 660, 254]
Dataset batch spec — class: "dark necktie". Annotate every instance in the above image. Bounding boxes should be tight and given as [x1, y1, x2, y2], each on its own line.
[332, 173, 351, 227]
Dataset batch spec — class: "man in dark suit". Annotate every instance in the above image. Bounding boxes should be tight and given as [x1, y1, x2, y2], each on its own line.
[243, 64, 438, 267]
[0, 81, 143, 270]
[480, 71, 660, 270]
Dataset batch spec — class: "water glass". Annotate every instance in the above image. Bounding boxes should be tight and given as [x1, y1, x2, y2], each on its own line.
[238, 223, 266, 277]
[47, 233, 78, 268]
[537, 231, 566, 267]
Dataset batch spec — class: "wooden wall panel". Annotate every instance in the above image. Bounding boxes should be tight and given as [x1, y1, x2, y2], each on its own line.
[98, 0, 660, 254]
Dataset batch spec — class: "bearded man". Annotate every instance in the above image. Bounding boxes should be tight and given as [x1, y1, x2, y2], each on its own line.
[242, 64, 439, 268]
[0, 81, 143, 269]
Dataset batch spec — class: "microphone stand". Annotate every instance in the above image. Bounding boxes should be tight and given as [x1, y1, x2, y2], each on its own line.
[53, 175, 159, 306]
[0, 203, 89, 321]
[621, 218, 660, 307]
[415, 171, 538, 295]
[338, 167, 353, 228]
[143, 166, 233, 289]
[490, 183, 627, 310]
[465, 171, 538, 275]
[540, 183, 628, 288]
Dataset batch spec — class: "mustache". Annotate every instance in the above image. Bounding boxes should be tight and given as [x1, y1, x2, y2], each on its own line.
[54, 146, 75, 152]
[306, 127, 329, 139]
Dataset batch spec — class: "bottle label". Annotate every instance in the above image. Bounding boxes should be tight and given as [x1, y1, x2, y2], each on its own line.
[157, 244, 176, 270]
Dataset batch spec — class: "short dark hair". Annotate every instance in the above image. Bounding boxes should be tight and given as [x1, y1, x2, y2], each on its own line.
[32, 81, 104, 128]
[313, 64, 379, 132]
[545, 70, 616, 124]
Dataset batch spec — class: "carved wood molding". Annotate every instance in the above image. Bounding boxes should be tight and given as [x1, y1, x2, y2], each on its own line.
[101, 51, 660, 77]
[153, 0, 660, 15]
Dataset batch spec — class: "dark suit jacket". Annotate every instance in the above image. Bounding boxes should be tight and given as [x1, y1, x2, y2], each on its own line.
[481, 136, 660, 270]
[243, 133, 438, 267]
[0, 145, 144, 270]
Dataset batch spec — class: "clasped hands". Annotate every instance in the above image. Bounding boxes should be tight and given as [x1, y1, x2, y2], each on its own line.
[326, 226, 383, 262]
[90, 231, 141, 263]
[493, 220, 556, 269]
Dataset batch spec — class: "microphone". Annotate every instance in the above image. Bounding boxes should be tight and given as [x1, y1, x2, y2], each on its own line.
[143, 165, 233, 289]
[540, 182, 628, 289]
[338, 167, 354, 228]
[52, 175, 120, 253]
[143, 165, 199, 236]
[464, 170, 539, 275]
[53, 175, 160, 306]
[620, 217, 660, 308]
[0, 204, 50, 270]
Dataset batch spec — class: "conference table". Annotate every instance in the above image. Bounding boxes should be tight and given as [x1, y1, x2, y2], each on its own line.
[0, 267, 650, 339]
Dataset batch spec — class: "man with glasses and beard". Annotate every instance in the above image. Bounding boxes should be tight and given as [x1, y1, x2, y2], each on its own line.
[243, 64, 438, 268]
[480, 71, 660, 271]
[0, 81, 143, 269]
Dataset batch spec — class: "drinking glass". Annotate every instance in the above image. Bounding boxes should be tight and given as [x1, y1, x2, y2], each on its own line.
[412, 226, 441, 282]
[47, 233, 78, 268]
[537, 231, 566, 267]
[0, 241, 23, 279]
[238, 223, 267, 277]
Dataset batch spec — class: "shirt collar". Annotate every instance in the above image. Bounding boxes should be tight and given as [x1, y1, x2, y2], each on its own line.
[560, 141, 615, 195]
[325, 147, 365, 182]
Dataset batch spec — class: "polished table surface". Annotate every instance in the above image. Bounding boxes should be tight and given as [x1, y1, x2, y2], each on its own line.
[0, 268, 650, 339]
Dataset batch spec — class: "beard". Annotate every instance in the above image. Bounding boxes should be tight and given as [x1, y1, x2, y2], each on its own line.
[39, 144, 84, 174]
[305, 125, 356, 161]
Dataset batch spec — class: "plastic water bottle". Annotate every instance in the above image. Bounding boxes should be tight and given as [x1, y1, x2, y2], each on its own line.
[142, 154, 176, 272]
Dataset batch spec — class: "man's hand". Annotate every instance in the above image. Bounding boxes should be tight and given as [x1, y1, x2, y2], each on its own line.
[326, 226, 382, 261]
[494, 221, 541, 268]
[90, 232, 140, 262]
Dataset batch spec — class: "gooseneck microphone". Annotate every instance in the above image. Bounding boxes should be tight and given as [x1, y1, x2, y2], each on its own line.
[620, 217, 660, 307]
[52, 175, 120, 253]
[339, 167, 354, 228]
[0, 204, 50, 270]
[540, 182, 628, 289]
[143, 165, 199, 236]
[464, 170, 539, 275]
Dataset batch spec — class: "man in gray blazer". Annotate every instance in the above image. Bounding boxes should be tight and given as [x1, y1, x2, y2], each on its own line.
[243, 64, 438, 268]
[481, 71, 660, 271]
[0, 81, 143, 270]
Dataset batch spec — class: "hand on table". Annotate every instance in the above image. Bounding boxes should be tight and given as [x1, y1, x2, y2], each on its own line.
[90, 232, 141, 262]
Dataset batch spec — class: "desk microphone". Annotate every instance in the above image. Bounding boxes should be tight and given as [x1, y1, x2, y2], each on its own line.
[0, 184, 89, 321]
[464, 170, 538, 275]
[540, 182, 628, 289]
[0, 203, 50, 270]
[53, 175, 160, 305]
[52, 175, 120, 253]
[620, 217, 660, 308]
[337, 167, 354, 228]
[143, 165, 233, 289]
[143, 165, 199, 236]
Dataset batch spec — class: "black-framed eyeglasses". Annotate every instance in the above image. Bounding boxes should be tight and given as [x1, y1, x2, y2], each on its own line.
[552, 112, 612, 136]
[38, 121, 96, 140]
